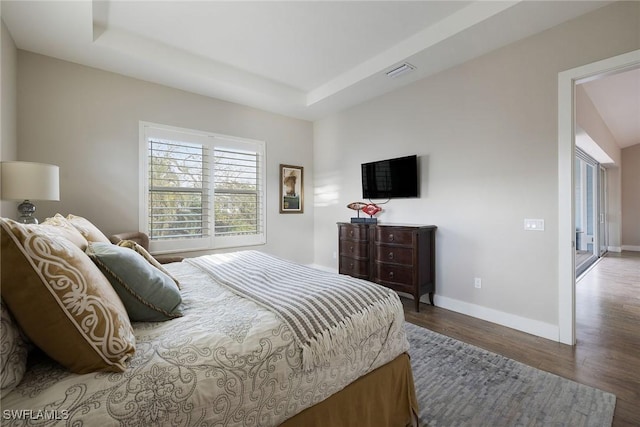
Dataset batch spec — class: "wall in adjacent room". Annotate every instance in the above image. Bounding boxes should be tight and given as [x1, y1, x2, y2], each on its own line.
[575, 85, 622, 164]
[313, 1, 640, 339]
[621, 143, 640, 249]
[1, 18, 18, 217]
[17, 52, 315, 263]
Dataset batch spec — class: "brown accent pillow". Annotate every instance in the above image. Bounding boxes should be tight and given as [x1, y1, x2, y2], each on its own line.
[116, 240, 181, 289]
[65, 214, 110, 243]
[41, 213, 89, 250]
[0, 218, 136, 373]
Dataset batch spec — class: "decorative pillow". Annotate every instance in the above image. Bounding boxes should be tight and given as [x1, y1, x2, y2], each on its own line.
[65, 214, 110, 243]
[0, 300, 29, 397]
[41, 213, 89, 250]
[87, 243, 183, 322]
[0, 218, 136, 373]
[116, 239, 181, 289]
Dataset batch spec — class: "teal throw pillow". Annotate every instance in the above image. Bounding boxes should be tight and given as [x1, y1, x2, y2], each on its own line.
[87, 243, 182, 322]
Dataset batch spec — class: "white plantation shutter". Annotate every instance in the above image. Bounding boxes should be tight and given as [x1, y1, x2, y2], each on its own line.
[214, 148, 262, 236]
[212, 137, 265, 248]
[140, 123, 265, 253]
[148, 139, 209, 240]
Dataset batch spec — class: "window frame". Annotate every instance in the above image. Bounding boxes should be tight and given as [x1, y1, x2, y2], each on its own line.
[139, 121, 266, 254]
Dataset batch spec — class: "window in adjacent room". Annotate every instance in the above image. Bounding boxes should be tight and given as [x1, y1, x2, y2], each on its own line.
[140, 122, 266, 253]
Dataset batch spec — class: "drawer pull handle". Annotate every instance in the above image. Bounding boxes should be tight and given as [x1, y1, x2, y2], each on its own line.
[349, 230, 354, 237]
[349, 263, 354, 269]
[350, 246, 354, 253]
[388, 271, 395, 279]
[388, 252, 394, 260]
[388, 234, 394, 241]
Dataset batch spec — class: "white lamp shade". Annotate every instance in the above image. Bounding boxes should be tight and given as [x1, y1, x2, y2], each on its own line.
[1, 161, 60, 201]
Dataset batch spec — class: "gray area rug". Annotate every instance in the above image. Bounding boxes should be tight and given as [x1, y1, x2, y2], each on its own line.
[405, 322, 616, 426]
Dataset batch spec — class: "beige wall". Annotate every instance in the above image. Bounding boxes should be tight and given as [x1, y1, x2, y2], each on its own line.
[17, 52, 315, 264]
[313, 1, 640, 339]
[622, 143, 640, 249]
[606, 167, 623, 251]
[1, 18, 18, 217]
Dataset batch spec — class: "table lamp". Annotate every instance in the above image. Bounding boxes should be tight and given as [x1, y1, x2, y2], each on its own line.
[1, 161, 60, 224]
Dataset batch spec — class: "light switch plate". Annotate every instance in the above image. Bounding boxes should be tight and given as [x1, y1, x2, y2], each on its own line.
[524, 219, 545, 231]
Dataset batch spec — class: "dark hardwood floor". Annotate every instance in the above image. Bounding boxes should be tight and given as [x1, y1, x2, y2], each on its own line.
[403, 251, 640, 426]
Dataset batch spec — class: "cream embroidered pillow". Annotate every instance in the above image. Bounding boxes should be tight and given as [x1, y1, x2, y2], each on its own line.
[65, 214, 111, 243]
[41, 213, 89, 250]
[0, 218, 136, 373]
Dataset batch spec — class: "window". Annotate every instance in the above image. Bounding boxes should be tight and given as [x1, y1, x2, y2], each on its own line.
[140, 122, 265, 253]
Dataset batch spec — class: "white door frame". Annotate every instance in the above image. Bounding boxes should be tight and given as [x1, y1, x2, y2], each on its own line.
[557, 49, 640, 345]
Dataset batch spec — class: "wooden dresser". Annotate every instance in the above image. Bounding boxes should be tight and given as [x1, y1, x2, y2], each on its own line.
[338, 222, 436, 312]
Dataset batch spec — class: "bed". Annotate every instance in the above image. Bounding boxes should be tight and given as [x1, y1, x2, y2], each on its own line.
[0, 216, 417, 426]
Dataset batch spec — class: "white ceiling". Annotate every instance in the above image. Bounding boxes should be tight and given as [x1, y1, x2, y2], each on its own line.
[581, 68, 640, 149]
[2, 1, 615, 121]
[97, 1, 473, 92]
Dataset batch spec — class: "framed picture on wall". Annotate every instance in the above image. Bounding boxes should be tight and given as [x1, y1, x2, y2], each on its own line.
[280, 164, 304, 213]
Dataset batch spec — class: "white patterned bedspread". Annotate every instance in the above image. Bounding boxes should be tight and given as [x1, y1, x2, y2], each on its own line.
[2, 257, 409, 426]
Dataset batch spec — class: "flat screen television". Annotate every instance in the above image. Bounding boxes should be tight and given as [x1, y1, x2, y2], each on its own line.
[361, 155, 418, 199]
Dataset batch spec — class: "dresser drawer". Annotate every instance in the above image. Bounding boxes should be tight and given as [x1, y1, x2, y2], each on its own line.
[340, 240, 369, 258]
[375, 245, 413, 265]
[379, 281, 415, 295]
[374, 263, 414, 287]
[339, 224, 370, 241]
[340, 256, 370, 278]
[374, 227, 414, 246]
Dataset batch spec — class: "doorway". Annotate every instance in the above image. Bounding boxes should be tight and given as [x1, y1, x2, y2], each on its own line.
[557, 49, 640, 345]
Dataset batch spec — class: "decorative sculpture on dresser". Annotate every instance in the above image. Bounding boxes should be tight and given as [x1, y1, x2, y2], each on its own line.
[347, 202, 381, 224]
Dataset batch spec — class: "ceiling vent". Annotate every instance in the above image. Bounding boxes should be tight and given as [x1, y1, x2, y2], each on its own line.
[385, 63, 416, 78]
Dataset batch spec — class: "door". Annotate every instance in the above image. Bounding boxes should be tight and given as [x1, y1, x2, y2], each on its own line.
[575, 149, 599, 276]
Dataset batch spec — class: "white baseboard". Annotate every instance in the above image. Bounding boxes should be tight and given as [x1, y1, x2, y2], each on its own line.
[427, 295, 559, 342]
[621, 245, 640, 252]
[310, 269, 560, 342]
[607, 246, 622, 253]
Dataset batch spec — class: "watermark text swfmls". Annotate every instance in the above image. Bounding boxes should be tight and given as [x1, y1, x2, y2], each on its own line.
[2, 410, 70, 420]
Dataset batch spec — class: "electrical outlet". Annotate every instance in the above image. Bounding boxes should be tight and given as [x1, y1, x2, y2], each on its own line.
[332, 251, 337, 260]
[474, 278, 482, 289]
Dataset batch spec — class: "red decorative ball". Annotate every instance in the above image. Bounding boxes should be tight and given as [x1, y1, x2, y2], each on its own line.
[362, 204, 382, 217]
